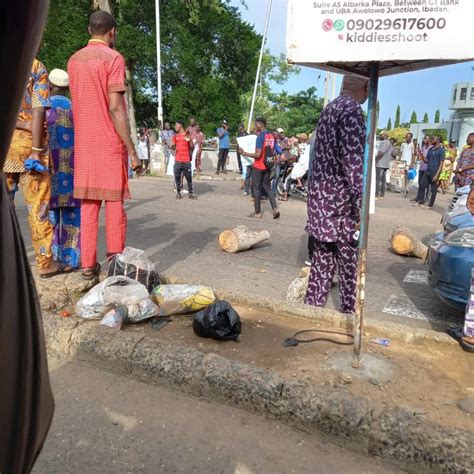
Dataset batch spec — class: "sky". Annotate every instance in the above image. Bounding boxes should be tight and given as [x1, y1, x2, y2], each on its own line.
[231, 0, 474, 127]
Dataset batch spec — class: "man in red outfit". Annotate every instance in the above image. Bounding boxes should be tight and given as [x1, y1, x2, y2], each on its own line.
[68, 10, 140, 279]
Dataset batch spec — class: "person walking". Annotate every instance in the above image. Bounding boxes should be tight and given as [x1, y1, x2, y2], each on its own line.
[238, 117, 280, 219]
[216, 120, 230, 174]
[68, 11, 141, 279]
[412, 135, 445, 209]
[305, 75, 369, 314]
[47, 68, 81, 270]
[375, 132, 392, 200]
[3, 59, 66, 278]
[172, 120, 197, 200]
[236, 123, 247, 175]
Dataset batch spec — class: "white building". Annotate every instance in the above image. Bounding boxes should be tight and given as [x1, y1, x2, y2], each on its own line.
[410, 81, 474, 147]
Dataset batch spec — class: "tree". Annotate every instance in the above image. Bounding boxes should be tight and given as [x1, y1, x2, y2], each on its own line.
[409, 111, 418, 124]
[386, 117, 392, 131]
[422, 112, 429, 123]
[39, 0, 262, 136]
[387, 127, 410, 145]
[434, 109, 441, 123]
[394, 105, 401, 128]
[424, 128, 448, 142]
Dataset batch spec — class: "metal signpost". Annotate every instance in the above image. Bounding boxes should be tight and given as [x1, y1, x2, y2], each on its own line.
[287, 0, 474, 367]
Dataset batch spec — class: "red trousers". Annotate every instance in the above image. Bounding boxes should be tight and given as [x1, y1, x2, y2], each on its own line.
[80, 200, 127, 268]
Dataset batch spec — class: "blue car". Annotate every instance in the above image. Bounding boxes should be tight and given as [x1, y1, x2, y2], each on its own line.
[428, 186, 474, 309]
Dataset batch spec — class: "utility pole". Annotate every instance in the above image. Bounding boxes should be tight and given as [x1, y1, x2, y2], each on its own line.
[155, 0, 163, 132]
[247, 0, 272, 133]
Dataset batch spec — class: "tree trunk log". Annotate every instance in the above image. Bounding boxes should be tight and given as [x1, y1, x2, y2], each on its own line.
[391, 225, 428, 260]
[218, 225, 270, 253]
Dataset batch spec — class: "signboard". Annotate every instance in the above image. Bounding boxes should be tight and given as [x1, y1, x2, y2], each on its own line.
[390, 160, 407, 178]
[287, 0, 474, 76]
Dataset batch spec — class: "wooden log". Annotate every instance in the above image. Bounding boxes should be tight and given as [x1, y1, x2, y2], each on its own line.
[218, 225, 270, 253]
[391, 225, 428, 260]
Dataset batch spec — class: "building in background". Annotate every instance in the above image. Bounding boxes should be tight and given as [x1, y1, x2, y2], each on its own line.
[411, 81, 474, 147]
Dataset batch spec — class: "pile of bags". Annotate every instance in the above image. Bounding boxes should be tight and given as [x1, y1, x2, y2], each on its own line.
[75, 247, 241, 340]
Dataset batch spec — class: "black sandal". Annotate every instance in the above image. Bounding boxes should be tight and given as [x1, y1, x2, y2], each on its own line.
[81, 262, 101, 280]
[39, 263, 69, 279]
[273, 210, 280, 220]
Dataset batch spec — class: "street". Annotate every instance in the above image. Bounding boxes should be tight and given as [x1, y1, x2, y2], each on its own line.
[34, 358, 401, 474]
[16, 175, 463, 332]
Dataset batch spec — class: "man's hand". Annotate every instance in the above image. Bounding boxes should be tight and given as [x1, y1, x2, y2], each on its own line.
[16, 120, 32, 132]
[238, 147, 245, 156]
[432, 174, 439, 183]
[130, 150, 141, 173]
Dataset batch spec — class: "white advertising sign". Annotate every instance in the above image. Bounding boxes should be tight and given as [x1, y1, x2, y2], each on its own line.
[287, 0, 474, 76]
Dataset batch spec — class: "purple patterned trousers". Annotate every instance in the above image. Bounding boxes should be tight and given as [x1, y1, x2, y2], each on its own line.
[305, 239, 358, 314]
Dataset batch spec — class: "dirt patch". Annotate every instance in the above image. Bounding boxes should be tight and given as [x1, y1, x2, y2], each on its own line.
[123, 305, 473, 432]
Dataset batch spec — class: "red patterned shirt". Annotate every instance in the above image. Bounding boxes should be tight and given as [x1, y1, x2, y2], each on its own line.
[68, 40, 130, 201]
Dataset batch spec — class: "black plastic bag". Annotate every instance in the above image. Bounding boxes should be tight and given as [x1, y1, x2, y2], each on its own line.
[193, 300, 241, 341]
[107, 247, 160, 293]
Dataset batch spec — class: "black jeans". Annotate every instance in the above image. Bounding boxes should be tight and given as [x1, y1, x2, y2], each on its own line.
[418, 169, 431, 203]
[375, 167, 388, 197]
[252, 167, 277, 214]
[416, 171, 437, 207]
[244, 165, 252, 193]
[217, 148, 229, 173]
[174, 161, 193, 194]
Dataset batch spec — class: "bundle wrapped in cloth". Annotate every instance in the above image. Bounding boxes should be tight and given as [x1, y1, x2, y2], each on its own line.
[151, 284, 216, 316]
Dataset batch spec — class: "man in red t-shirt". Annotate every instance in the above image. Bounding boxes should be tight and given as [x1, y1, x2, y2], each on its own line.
[172, 120, 197, 200]
[238, 117, 279, 219]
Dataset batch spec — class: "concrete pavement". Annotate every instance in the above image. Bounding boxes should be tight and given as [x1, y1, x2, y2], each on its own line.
[16, 176, 463, 332]
[34, 358, 401, 473]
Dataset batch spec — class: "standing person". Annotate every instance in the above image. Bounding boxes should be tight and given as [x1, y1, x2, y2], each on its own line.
[186, 116, 198, 139]
[272, 127, 288, 194]
[68, 11, 141, 279]
[238, 117, 280, 219]
[438, 140, 457, 193]
[412, 135, 445, 209]
[454, 133, 474, 189]
[172, 120, 197, 200]
[236, 123, 247, 175]
[194, 124, 205, 173]
[3, 59, 66, 278]
[216, 120, 230, 174]
[375, 132, 392, 200]
[400, 133, 415, 167]
[161, 121, 175, 169]
[415, 135, 432, 203]
[305, 75, 369, 314]
[137, 127, 150, 174]
[47, 68, 81, 270]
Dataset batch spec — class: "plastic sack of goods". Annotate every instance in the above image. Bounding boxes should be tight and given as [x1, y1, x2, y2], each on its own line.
[107, 247, 160, 292]
[76, 276, 158, 322]
[151, 284, 216, 316]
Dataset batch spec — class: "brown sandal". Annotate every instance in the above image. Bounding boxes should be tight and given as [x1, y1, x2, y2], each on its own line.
[81, 262, 101, 280]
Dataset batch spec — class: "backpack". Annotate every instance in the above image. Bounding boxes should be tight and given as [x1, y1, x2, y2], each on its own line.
[263, 132, 276, 170]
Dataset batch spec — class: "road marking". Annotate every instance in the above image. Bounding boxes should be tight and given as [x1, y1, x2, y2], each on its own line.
[382, 293, 461, 325]
[403, 269, 428, 285]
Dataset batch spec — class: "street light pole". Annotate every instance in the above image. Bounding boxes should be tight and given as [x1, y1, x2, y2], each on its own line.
[155, 0, 163, 132]
[247, 0, 272, 133]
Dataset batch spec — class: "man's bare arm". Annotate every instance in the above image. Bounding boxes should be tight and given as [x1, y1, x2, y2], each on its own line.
[30, 108, 47, 158]
[108, 91, 140, 170]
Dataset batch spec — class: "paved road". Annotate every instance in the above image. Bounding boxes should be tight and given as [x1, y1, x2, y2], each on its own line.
[16, 176, 463, 331]
[34, 359, 401, 473]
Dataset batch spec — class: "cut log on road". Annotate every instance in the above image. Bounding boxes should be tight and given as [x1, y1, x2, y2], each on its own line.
[391, 225, 428, 260]
[218, 225, 270, 253]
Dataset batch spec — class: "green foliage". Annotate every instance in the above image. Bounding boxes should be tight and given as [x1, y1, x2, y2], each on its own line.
[386, 117, 392, 131]
[387, 127, 410, 145]
[39, 0, 262, 137]
[434, 109, 441, 123]
[424, 128, 448, 142]
[409, 111, 417, 124]
[394, 104, 401, 128]
[422, 112, 429, 123]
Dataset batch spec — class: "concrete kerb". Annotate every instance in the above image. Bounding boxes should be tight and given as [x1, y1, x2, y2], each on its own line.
[160, 273, 457, 349]
[43, 311, 473, 473]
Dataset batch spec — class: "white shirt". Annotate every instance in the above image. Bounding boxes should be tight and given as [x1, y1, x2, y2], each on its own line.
[400, 142, 414, 164]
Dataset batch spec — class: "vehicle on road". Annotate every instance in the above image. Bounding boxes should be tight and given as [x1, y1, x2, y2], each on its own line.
[428, 186, 474, 309]
[275, 161, 308, 202]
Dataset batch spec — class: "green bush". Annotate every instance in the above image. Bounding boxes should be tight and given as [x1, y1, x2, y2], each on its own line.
[386, 127, 410, 146]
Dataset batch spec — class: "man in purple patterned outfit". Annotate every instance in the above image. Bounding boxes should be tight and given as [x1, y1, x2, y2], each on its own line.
[305, 75, 369, 314]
